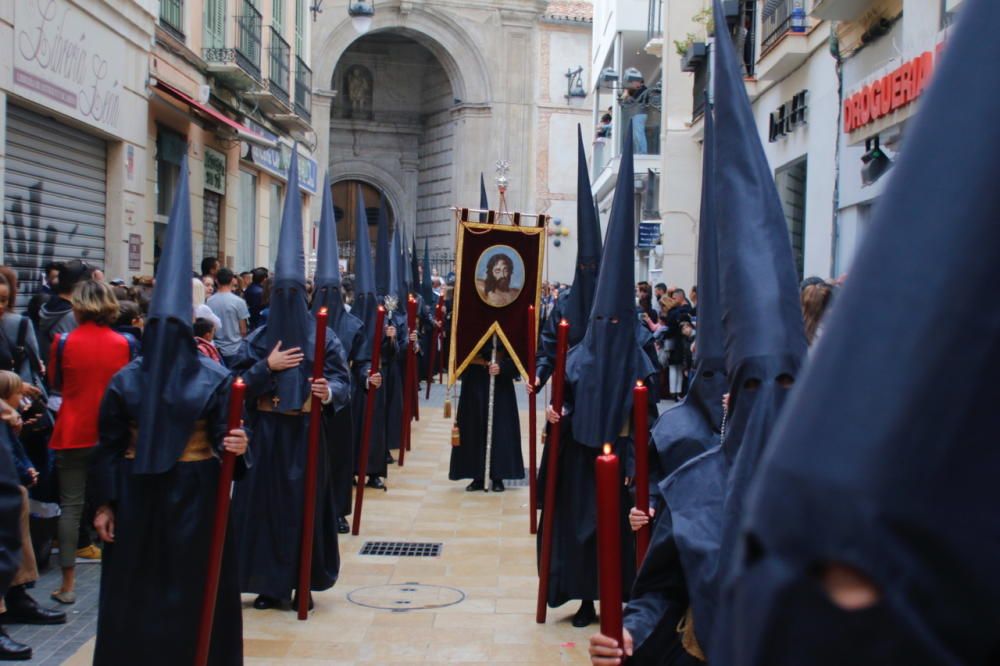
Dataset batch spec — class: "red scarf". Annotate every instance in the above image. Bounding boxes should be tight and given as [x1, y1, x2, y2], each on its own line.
[195, 337, 223, 364]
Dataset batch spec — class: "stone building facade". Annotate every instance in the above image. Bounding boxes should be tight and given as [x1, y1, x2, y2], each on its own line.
[311, 0, 593, 283]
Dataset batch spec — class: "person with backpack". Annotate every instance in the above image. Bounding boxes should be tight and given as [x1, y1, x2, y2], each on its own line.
[38, 260, 93, 365]
[47, 281, 134, 605]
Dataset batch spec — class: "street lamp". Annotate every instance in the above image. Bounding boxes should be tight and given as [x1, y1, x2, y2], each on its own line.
[348, 0, 375, 34]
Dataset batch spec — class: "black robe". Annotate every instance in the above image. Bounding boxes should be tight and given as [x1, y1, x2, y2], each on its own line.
[536, 380, 636, 608]
[448, 352, 524, 482]
[230, 327, 350, 600]
[328, 314, 366, 518]
[351, 311, 405, 476]
[92, 357, 243, 666]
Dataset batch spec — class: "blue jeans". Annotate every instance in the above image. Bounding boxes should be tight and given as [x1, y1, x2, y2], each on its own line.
[632, 113, 648, 154]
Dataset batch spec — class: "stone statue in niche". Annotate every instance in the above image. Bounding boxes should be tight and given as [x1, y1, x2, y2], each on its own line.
[344, 65, 373, 119]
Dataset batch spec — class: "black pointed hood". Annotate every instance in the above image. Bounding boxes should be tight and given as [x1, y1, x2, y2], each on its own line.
[264, 145, 314, 409]
[723, 1, 1000, 662]
[479, 173, 489, 222]
[313, 173, 364, 354]
[566, 124, 657, 448]
[352, 185, 379, 359]
[390, 226, 406, 302]
[134, 152, 224, 474]
[558, 125, 603, 348]
[410, 236, 420, 297]
[374, 191, 391, 298]
[650, 96, 728, 478]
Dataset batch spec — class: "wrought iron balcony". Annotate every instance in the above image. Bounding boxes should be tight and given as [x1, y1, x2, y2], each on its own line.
[160, 0, 185, 41]
[202, 0, 262, 89]
[295, 57, 312, 121]
[268, 27, 291, 106]
[761, 0, 805, 52]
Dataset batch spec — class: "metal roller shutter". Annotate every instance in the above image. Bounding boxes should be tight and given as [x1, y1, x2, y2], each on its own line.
[3, 104, 107, 302]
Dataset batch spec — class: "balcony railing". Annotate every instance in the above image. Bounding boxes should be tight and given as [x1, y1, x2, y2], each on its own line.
[692, 59, 709, 120]
[268, 27, 291, 105]
[761, 0, 803, 52]
[295, 57, 312, 120]
[160, 0, 185, 40]
[236, 0, 263, 80]
[647, 0, 663, 43]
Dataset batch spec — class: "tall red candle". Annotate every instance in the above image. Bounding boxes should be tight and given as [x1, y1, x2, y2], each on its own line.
[596, 443, 624, 647]
[536, 319, 569, 624]
[297, 307, 328, 620]
[195, 377, 245, 666]
[400, 296, 417, 465]
[352, 306, 385, 535]
[633, 380, 650, 567]
[527, 304, 538, 535]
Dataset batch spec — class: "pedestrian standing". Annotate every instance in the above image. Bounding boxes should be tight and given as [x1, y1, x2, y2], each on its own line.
[207, 268, 250, 367]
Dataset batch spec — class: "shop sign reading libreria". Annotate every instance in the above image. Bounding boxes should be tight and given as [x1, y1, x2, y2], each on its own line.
[843, 45, 944, 140]
[13, 0, 127, 138]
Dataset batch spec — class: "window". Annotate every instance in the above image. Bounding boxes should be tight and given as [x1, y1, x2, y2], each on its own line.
[775, 159, 807, 281]
[941, 0, 963, 27]
[156, 128, 186, 217]
[295, 0, 305, 56]
[269, 182, 283, 268]
[238, 170, 258, 271]
[204, 0, 226, 50]
[273, 0, 285, 34]
[160, 0, 185, 40]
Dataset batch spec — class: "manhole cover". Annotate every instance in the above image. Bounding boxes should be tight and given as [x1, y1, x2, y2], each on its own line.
[347, 583, 465, 612]
[360, 541, 442, 557]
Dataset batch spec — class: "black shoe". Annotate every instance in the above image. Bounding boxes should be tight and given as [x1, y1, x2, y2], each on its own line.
[253, 595, 280, 610]
[366, 476, 386, 490]
[571, 601, 597, 628]
[0, 628, 30, 661]
[465, 479, 484, 492]
[337, 517, 350, 534]
[1, 587, 66, 625]
[291, 592, 315, 612]
[491, 480, 505, 493]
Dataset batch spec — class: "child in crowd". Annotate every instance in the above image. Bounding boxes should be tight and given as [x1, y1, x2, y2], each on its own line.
[193, 318, 223, 364]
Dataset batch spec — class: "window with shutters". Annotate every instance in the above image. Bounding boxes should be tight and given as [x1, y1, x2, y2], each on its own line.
[273, 0, 285, 35]
[204, 0, 226, 49]
[268, 183, 283, 268]
[295, 0, 304, 57]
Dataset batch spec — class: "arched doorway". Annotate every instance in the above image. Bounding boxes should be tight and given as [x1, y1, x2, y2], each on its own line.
[327, 31, 456, 260]
[330, 179, 394, 274]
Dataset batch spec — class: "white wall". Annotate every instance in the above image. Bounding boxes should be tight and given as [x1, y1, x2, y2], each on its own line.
[752, 39, 840, 279]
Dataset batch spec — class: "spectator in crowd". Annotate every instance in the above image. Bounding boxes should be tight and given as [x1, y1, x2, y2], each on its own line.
[690, 284, 698, 314]
[620, 70, 649, 154]
[0, 268, 42, 385]
[596, 113, 612, 139]
[38, 260, 92, 364]
[239, 271, 253, 292]
[47, 281, 133, 604]
[800, 279, 835, 347]
[206, 268, 249, 367]
[192, 277, 222, 333]
[636, 281, 658, 324]
[113, 301, 144, 352]
[244, 268, 267, 330]
[26, 263, 61, 331]
[200, 257, 220, 287]
[193, 317, 223, 364]
[201, 275, 216, 300]
[654, 283, 667, 301]
[0, 372, 66, 660]
[671, 287, 693, 309]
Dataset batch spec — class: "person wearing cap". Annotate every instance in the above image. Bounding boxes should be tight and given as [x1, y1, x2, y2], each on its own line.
[37, 260, 93, 364]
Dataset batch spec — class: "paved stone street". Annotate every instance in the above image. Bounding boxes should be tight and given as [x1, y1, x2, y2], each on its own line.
[45, 382, 599, 664]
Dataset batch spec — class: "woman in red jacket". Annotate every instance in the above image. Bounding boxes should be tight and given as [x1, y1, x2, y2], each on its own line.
[48, 281, 132, 604]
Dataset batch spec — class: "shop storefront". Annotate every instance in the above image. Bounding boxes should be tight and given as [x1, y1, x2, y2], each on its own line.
[2, 0, 154, 297]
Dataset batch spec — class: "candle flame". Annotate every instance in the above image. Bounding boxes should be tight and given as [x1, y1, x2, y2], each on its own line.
[378, 305, 386, 312]
[319, 307, 328, 315]
[635, 380, 644, 388]
[559, 318, 569, 327]
[234, 377, 245, 387]
[603, 443, 612, 455]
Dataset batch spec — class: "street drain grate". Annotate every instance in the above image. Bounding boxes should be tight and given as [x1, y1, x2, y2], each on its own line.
[504, 467, 530, 488]
[360, 541, 442, 557]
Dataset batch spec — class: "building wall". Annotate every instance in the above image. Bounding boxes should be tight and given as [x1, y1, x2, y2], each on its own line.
[1, 0, 155, 283]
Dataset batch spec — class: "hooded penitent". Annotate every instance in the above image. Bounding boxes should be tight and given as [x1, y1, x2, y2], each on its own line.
[133, 152, 227, 474]
[565, 124, 657, 449]
[375, 192, 392, 299]
[410, 237, 420, 298]
[720, 1, 1000, 664]
[313, 174, 364, 353]
[536, 126, 603, 385]
[649, 96, 727, 487]
[351, 185, 379, 359]
[263, 147, 316, 411]
[421, 237, 434, 304]
[479, 173, 489, 222]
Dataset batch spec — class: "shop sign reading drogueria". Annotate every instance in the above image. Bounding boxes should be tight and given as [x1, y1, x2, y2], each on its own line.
[13, 0, 128, 137]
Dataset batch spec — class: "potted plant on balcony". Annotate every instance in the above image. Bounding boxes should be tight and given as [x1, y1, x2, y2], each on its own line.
[680, 40, 708, 72]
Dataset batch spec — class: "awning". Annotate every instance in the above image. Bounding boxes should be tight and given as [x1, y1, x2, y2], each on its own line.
[152, 79, 275, 147]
